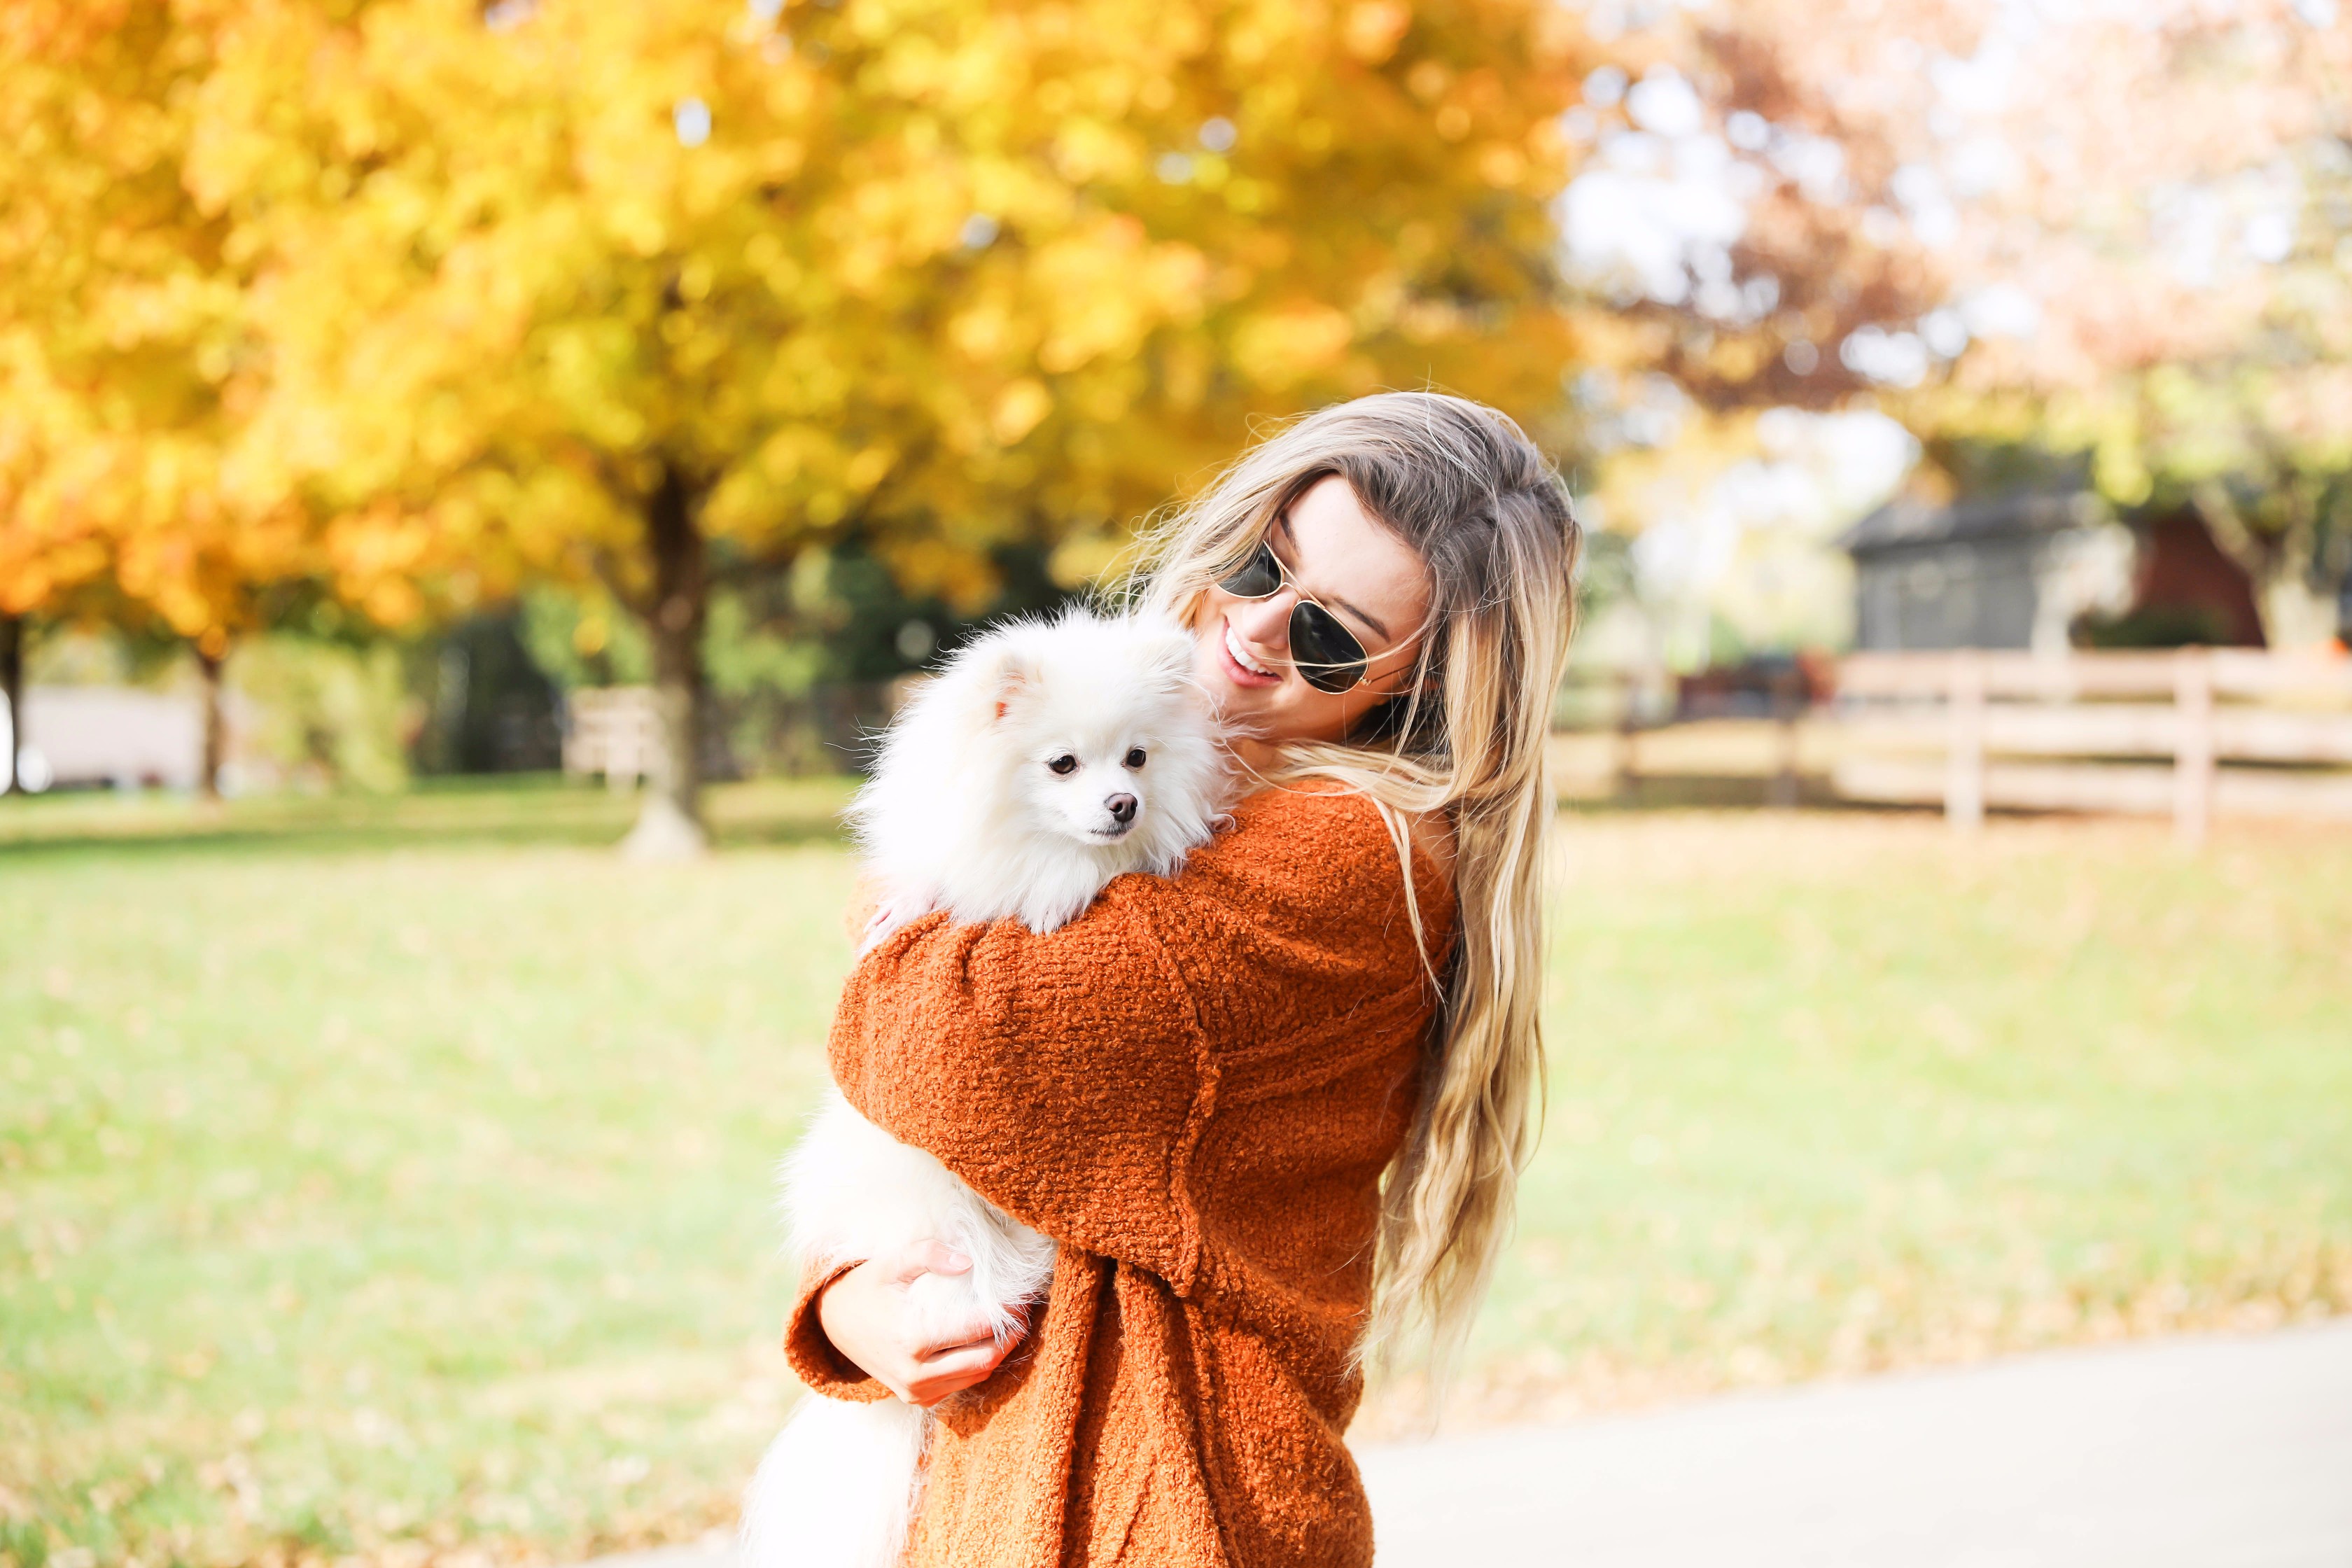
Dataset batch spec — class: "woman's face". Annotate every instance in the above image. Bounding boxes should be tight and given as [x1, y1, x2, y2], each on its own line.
[1188, 474, 1433, 751]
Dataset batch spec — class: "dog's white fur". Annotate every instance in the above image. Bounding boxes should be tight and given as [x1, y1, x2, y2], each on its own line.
[740, 608, 1227, 1568]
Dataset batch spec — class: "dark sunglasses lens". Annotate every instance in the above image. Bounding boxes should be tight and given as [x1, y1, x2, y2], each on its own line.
[1291, 603, 1368, 693]
[1217, 543, 1282, 599]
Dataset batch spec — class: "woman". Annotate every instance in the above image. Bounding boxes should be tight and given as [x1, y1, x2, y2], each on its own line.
[785, 391, 1578, 1566]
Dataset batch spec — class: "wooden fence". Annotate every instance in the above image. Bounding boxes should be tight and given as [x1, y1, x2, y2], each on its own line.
[1831, 648, 2352, 841]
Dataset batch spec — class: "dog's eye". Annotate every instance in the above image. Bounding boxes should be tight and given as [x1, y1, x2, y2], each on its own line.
[1047, 755, 1079, 776]
[1124, 748, 1147, 769]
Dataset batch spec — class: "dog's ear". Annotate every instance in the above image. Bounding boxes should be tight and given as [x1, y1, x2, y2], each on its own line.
[986, 645, 1040, 721]
[1111, 613, 1190, 690]
[1147, 626, 1195, 686]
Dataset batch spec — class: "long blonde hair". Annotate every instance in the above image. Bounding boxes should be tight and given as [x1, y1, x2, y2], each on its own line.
[1128, 391, 1581, 1370]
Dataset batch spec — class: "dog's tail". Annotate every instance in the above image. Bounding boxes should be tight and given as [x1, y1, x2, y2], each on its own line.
[741, 1395, 930, 1568]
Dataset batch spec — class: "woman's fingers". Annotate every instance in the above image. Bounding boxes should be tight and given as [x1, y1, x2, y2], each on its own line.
[901, 1331, 1017, 1407]
[886, 1338, 997, 1407]
[889, 1238, 972, 1284]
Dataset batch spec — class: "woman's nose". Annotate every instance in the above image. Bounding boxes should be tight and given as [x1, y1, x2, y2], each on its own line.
[1227, 592, 1293, 650]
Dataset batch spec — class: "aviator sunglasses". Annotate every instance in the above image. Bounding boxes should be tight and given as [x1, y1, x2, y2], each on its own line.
[1215, 540, 1380, 694]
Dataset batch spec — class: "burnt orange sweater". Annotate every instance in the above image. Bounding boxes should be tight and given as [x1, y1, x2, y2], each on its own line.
[784, 786, 1454, 1568]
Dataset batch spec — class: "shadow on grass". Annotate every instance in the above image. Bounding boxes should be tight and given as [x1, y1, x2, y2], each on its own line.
[0, 774, 857, 860]
[1560, 772, 1879, 813]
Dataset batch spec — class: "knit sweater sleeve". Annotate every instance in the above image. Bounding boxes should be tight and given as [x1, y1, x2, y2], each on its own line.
[827, 786, 1441, 1295]
[827, 880, 1210, 1287]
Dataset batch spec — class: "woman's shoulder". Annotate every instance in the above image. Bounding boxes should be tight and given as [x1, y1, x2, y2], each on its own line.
[1177, 783, 1454, 922]
[1219, 782, 1384, 862]
[1233, 781, 1452, 867]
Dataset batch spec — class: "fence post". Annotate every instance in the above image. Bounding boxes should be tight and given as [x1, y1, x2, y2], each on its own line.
[1614, 668, 1640, 799]
[2173, 648, 2214, 848]
[1768, 664, 1803, 809]
[1945, 650, 1985, 833]
[607, 701, 637, 792]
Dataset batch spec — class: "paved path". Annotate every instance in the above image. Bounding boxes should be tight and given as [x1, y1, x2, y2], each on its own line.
[612, 1323, 2352, 1568]
[1360, 1322, 2352, 1567]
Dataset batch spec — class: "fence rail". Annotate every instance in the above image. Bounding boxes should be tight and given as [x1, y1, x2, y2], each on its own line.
[1839, 648, 2352, 700]
[1830, 648, 2352, 841]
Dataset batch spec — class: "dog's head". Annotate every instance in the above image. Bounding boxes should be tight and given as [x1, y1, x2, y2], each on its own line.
[974, 612, 1207, 850]
[853, 606, 1229, 925]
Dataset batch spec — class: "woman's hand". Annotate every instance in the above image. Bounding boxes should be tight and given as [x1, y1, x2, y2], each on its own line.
[847, 877, 938, 955]
[815, 1241, 1026, 1408]
[844, 876, 884, 947]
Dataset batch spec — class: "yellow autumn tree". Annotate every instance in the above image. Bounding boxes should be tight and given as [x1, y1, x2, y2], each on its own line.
[204, 0, 1595, 850]
[0, 0, 318, 794]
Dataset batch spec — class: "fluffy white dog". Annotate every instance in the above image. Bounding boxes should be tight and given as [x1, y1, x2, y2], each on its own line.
[740, 608, 1228, 1568]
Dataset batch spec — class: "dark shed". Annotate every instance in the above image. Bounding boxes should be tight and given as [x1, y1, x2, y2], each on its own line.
[1838, 491, 2105, 652]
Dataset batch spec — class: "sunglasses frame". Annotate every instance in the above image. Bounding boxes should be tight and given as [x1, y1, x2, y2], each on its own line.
[1214, 539, 1380, 694]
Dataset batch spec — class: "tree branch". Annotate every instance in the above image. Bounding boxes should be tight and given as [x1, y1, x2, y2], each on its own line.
[2190, 478, 2276, 586]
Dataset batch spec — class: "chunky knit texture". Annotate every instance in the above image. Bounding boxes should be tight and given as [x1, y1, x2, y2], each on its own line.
[783, 786, 1455, 1568]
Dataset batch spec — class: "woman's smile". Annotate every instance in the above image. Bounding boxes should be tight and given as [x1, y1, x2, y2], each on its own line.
[1217, 617, 1283, 686]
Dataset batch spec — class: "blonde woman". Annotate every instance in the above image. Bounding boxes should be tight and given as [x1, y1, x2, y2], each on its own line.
[785, 391, 1579, 1566]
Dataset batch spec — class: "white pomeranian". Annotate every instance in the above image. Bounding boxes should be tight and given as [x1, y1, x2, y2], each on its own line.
[739, 607, 1228, 1568]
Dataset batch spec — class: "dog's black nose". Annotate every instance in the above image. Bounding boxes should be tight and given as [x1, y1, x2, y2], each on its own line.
[1106, 793, 1137, 825]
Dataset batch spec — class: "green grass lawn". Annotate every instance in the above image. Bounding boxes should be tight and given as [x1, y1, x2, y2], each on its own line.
[1449, 812, 2352, 1427]
[5, 787, 2349, 1567]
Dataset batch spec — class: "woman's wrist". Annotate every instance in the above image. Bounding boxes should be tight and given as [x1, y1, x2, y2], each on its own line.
[811, 1260, 864, 1365]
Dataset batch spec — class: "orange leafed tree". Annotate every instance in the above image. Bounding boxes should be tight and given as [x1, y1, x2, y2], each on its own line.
[202, 0, 1600, 849]
[0, 1, 321, 792]
[1658, 0, 2352, 644]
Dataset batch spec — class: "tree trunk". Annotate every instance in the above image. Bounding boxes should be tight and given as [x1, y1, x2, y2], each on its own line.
[621, 463, 710, 860]
[1, 613, 22, 797]
[2192, 478, 2336, 650]
[196, 639, 227, 801]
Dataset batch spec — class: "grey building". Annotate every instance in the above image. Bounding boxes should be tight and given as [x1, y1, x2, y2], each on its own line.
[1837, 491, 2119, 652]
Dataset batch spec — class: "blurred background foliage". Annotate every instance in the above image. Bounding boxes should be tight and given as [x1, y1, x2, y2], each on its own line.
[4, 0, 2346, 818]
[0, 0, 1602, 840]
[226, 636, 413, 794]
